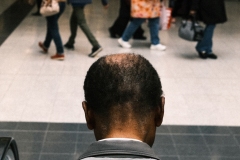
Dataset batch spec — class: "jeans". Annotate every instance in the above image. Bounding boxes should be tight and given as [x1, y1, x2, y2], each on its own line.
[196, 24, 216, 53]
[44, 2, 65, 55]
[109, 0, 144, 37]
[122, 18, 160, 45]
[67, 6, 100, 48]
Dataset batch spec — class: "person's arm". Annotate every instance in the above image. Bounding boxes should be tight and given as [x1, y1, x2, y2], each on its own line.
[190, 0, 200, 15]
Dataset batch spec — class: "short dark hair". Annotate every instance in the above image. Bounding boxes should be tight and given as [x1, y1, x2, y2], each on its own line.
[84, 53, 162, 125]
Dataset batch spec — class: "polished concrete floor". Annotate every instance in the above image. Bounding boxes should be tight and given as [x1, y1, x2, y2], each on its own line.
[0, 0, 240, 160]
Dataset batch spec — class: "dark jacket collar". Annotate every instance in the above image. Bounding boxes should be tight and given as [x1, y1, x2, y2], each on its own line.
[78, 140, 160, 159]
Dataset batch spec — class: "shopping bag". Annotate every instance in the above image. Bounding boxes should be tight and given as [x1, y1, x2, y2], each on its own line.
[160, 3, 172, 30]
[178, 20, 204, 41]
[40, 0, 59, 17]
[178, 17, 204, 41]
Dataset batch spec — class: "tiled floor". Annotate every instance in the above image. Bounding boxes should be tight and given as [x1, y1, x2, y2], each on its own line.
[1, 122, 240, 160]
[0, 0, 240, 160]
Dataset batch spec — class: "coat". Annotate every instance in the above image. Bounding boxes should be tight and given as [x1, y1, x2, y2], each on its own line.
[172, 0, 227, 24]
[198, 0, 227, 24]
[131, 0, 161, 18]
[78, 140, 160, 160]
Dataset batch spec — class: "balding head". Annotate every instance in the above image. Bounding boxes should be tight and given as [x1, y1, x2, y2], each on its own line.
[83, 53, 164, 146]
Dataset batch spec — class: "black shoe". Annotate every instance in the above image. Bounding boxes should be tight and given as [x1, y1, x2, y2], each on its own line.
[64, 43, 74, 50]
[207, 53, 218, 59]
[198, 51, 207, 59]
[89, 46, 103, 57]
[133, 35, 147, 40]
[32, 12, 41, 16]
[108, 28, 120, 38]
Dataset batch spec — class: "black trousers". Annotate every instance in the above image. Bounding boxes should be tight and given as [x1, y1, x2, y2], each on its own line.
[109, 0, 144, 37]
[36, 0, 42, 13]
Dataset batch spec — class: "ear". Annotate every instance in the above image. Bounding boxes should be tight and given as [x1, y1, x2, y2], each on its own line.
[155, 97, 165, 127]
[82, 101, 95, 130]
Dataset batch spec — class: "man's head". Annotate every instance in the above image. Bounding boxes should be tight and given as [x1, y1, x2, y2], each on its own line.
[82, 53, 164, 146]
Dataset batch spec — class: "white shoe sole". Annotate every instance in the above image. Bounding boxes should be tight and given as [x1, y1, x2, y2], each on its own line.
[118, 38, 131, 48]
[150, 45, 166, 51]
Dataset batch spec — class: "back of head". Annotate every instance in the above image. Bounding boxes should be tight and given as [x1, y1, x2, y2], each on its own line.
[83, 54, 163, 144]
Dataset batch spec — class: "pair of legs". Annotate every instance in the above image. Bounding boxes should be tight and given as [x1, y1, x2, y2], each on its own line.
[122, 18, 160, 45]
[65, 6, 102, 57]
[42, 2, 66, 56]
[66, 6, 100, 49]
[196, 24, 217, 59]
[32, 0, 42, 15]
[119, 17, 166, 50]
[109, 0, 145, 38]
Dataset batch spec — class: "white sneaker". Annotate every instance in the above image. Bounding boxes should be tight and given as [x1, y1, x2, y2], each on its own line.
[150, 44, 166, 51]
[118, 38, 131, 48]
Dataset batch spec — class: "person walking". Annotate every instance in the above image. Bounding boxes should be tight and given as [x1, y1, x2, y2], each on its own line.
[195, 0, 227, 59]
[174, 0, 227, 59]
[108, 0, 146, 40]
[38, 0, 66, 60]
[64, 0, 108, 57]
[118, 0, 166, 50]
[32, 0, 42, 16]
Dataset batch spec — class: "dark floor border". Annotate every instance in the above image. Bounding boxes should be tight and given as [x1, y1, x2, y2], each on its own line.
[1, 122, 240, 160]
[0, 0, 34, 46]
[1, 122, 240, 134]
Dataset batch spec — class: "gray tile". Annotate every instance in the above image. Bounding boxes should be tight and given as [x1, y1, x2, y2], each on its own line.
[78, 123, 90, 132]
[154, 135, 173, 144]
[209, 157, 240, 160]
[0, 131, 14, 137]
[172, 135, 205, 145]
[45, 132, 78, 143]
[19, 153, 40, 160]
[0, 122, 17, 130]
[17, 122, 48, 131]
[159, 156, 179, 160]
[204, 135, 237, 145]
[229, 127, 240, 134]
[74, 153, 82, 160]
[48, 123, 79, 132]
[40, 154, 75, 160]
[208, 146, 240, 157]
[169, 126, 201, 134]
[200, 126, 231, 134]
[153, 144, 177, 156]
[42, 142, 76, 154]
[179, 156, 211, 160]
[156, 125, 170, 134]
[77, 133, 95, 143]
[13, 131, 45, 142]
[76, 143, 90, 154]
[175, 145, 210, 156]
[235, 135, 240, 145]
[17, 141, 43, 153]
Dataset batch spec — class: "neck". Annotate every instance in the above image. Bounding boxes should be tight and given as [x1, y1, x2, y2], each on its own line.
[104, 131, 143, 141]
[94, 126, 155, 146]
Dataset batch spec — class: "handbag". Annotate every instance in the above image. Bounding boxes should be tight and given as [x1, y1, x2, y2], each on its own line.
[160, 2, 172, 30]
[40, 0, 60, 17]
[178, 17, 204, 41]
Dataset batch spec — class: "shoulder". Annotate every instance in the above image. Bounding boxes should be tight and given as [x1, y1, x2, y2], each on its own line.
[82, 158, 157, 160]
[78, 140, 160, 160]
